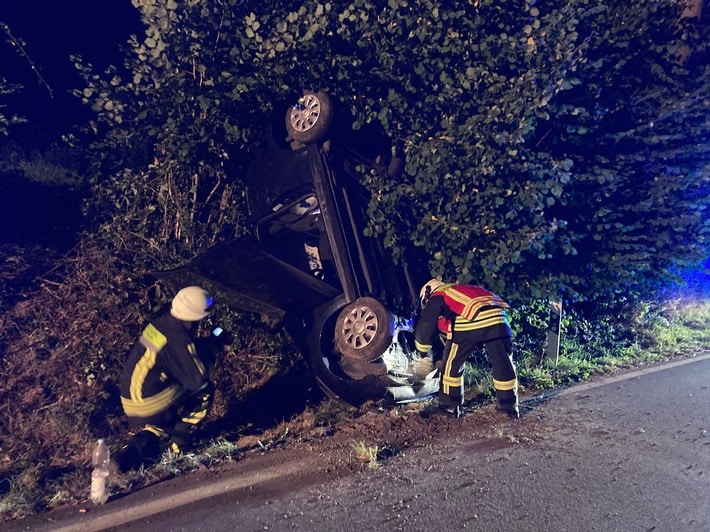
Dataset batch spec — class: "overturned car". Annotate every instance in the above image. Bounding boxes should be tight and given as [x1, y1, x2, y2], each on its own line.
[167, 90, 438, 406]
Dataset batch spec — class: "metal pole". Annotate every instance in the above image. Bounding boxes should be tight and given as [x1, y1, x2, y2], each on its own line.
[545, 299, 563, 364]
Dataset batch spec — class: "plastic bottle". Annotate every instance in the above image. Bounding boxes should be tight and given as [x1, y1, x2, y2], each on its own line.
[90, 439, 110, 505]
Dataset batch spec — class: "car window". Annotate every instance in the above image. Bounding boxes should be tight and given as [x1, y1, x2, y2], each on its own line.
[256, 194, 340, 289]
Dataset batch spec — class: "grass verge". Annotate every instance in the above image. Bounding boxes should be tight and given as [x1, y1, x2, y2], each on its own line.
[1, 243, 707, 521]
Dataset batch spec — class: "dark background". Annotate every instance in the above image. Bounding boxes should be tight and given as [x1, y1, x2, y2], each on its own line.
[1, 2, 141, 247]
[1, 0, 141, 146]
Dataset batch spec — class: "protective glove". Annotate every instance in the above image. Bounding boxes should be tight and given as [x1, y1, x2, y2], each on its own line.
[411, 353, 434, 380]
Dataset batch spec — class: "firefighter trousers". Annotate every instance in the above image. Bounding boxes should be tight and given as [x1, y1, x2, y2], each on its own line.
[114, 383, 214, 473]
[438, 324, 517, 409]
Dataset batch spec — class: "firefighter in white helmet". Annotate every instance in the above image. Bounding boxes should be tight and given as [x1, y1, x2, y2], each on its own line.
[113, 286, 225, 473]
[415, 279, 519, 419]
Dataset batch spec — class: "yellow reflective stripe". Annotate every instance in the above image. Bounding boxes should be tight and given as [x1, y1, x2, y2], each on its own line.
[443, 287, 487, 320]
[454, 317, 507, 330]
[493, 378, 518, 391]
[143, 425, 167, 438]
[442, 286, 508, 321]
[443, 286, 469, 305]
[442, 343, 459, 394]
[415, 340, 433, 352]
[461, 296, 487, 319]
[442, 375, 463, 387]
[140, 323, 168, 352]
[121, 385, 179, 417]
[182, 409, 207, 424]
[462, 298, 499, 320]
[130, 348, 156, 402]
[454, 309, 508, 331]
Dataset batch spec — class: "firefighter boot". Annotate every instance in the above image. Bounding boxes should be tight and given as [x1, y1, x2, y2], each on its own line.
[496, 398, 520, 419]
[113, 430, 162, 473]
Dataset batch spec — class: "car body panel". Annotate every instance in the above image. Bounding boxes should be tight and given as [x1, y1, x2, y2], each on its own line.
[160, 238, 341, 315]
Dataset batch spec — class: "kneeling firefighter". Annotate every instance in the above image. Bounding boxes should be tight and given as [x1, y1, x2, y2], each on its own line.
[414, 279, 519, 419]
[113, 286, 226, 473]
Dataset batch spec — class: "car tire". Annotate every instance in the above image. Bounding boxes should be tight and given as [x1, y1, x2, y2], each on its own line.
[334, 297, 394, 362]
[305, 305, 390, 407]
[285, 90, 334, 145]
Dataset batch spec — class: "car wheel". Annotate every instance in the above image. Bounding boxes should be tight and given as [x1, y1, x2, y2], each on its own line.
[334, 297, 394, 362]
[305, 305, 390, 406]
[285, 90, 334, 145]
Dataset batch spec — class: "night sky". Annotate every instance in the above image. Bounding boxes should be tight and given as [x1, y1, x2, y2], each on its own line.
[0, 0, 141, 146]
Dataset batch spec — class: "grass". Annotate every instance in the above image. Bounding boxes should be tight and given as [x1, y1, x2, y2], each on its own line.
[154, 438, 242, 475]
[646, 300, 710, 352]
[510, 294, 710, 393]
[1, 240, 707, 522]
[350, 440, 381, 469]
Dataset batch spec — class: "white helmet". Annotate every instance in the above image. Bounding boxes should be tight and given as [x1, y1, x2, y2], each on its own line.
[419, 279, 444, 308]
[170, 286, 214, 321]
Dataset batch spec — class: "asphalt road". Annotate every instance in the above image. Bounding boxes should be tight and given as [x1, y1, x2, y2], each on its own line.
[12, 354, 710, 532]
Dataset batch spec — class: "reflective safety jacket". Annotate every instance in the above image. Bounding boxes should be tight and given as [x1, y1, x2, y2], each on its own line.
[414, 284, 510, 354]
[120, 311, 207, 418]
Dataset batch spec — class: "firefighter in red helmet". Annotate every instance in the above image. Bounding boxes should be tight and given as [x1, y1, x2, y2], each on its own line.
[415, 279, 519, 419]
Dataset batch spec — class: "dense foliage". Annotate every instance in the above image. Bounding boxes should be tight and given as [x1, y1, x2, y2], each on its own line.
[0, 0, 708, 518]
[75, 0, 707, 302]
